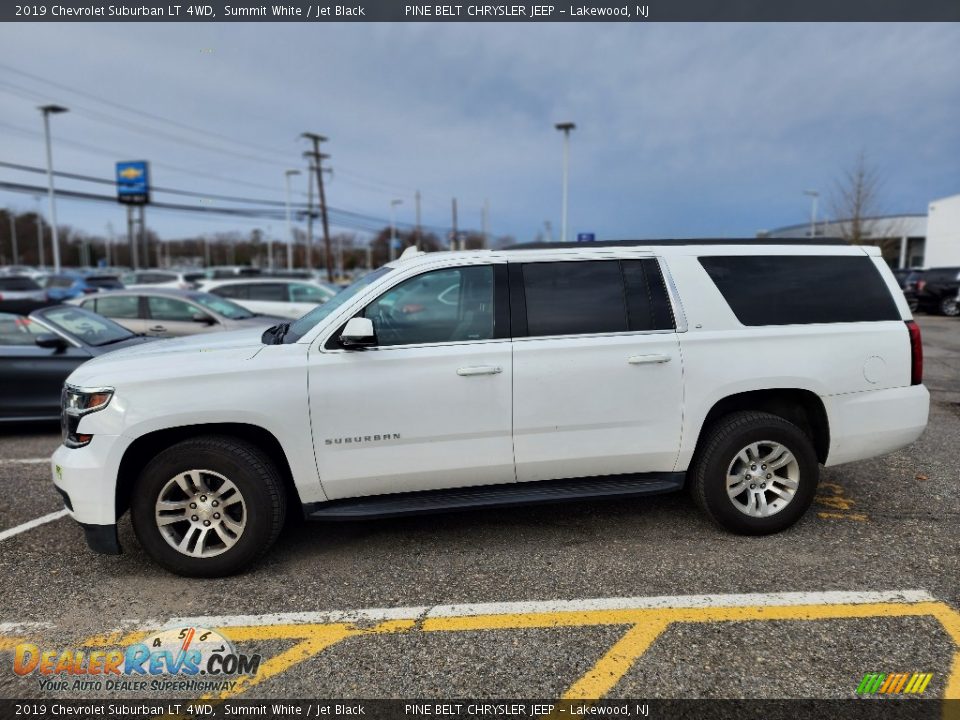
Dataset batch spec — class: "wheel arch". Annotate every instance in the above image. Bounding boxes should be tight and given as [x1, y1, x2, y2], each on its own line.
[116, 423, 302, 520]
[690, 389, 830, 469]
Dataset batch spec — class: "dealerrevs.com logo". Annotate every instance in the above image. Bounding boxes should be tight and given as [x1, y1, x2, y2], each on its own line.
[13, 627, 261, 693]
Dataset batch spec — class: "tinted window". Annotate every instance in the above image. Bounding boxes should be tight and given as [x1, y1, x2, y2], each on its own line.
[94, 295, 140, 319]
[289, 283, 332, 304]
[211, 284, 249, 300]
[85, 276, 123, 289]
[621, 259, 675, 331]
[148, 296, 200, 322]
[522, 261, 627, 337]
[699, 255, 901, 325]
[0, 277, 42, 291]
[364, 266, 494, 346]
[246, 284, 287, 301]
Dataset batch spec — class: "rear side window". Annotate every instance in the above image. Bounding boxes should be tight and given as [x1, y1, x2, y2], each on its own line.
[520, 259, 674, 337]
[95, 295, 140, 319]
[699, 255, 900, 325]
[246, 283, 287, 301]
[212, 284, 249, 300]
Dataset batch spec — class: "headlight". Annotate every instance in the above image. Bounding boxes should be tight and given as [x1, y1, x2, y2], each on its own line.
[61, 385, 114, 448]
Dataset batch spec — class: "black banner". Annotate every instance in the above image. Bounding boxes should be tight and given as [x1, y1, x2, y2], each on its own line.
[0, 700, 955, 720]
[4, 0, 960, 23]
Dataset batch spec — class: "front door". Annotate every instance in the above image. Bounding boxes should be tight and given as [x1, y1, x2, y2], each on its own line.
[309, 263, 515, 500]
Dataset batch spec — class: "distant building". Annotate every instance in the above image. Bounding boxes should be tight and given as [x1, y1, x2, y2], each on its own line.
[761, 193, 960, 269]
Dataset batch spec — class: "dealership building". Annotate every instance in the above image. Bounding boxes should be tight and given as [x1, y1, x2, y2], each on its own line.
[762, 193, 960, 269]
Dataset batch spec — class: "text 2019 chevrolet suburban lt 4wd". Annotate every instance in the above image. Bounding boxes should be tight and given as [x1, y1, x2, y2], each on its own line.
[52, 240, 929, 577]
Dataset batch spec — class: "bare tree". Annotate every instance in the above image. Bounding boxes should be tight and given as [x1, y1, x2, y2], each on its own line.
[829, 151, 903, 261]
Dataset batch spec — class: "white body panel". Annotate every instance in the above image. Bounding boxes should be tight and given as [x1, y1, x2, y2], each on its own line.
[51, 243, 930, 531]
[310, 340, 514, 499]
[513, 332, 683, 481]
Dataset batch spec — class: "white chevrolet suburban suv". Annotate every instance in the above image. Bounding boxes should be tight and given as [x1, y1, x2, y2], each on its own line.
[51, 240, 929, 577]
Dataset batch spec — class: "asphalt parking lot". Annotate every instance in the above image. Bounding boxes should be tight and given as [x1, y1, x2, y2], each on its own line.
[0, 315, 957, 701]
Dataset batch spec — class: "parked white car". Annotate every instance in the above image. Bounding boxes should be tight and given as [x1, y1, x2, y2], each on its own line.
[52, 240, 929, 576]
[199, 277, 336, 319]
[120, 270, 205, 290]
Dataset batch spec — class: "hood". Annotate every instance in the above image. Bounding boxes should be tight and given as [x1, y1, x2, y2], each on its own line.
[67, 327, 268, 388]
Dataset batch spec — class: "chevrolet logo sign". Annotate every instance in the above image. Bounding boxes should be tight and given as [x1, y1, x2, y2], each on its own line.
[118, 167, 143, 179]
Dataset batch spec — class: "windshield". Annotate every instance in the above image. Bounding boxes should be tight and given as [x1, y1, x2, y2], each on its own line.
[38, 305, 135, 347]
[188, 292, 255, 320]
[285, 267, 393, 343]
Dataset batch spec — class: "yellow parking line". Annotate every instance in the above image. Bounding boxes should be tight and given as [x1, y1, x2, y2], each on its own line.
[561, 620, 670, 700]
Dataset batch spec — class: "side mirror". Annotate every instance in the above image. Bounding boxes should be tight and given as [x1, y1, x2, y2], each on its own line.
[191, 312, 216, 325]
[35, 333, 68, 352]
[340, 317, 376, 348]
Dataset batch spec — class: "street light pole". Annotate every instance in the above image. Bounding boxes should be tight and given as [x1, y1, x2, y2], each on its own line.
[389, 199, 403, 262]
[284, 169, 300, 270]
[40, 104, 68, 273]
[803, 189, 819, 239]
[555, 122, 576, 243]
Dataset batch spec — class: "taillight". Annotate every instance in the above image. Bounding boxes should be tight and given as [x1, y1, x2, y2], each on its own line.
[916, 279, 926, 292]
[906, 320, 922, 386]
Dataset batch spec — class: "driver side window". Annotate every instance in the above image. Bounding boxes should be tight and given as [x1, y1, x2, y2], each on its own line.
[363, 265, 494, 347]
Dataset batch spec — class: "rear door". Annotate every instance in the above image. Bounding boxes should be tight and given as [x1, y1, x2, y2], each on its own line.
[510, 258, 684, 482]
[85, 295, 148, 334]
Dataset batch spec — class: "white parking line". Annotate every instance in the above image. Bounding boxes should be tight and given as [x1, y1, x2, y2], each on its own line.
[0, 509, 69, 542]
[160, 589, 936, 629]
[0, 458, 49, 465]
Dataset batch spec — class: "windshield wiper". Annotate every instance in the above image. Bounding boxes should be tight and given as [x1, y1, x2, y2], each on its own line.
[95, 335, 135, 346]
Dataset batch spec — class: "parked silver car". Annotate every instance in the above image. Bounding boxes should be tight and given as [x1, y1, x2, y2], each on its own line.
[71, 288, 283, 337]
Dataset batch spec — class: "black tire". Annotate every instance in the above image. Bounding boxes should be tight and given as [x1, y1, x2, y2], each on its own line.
[690, 411, 819, 535]
[907, 296, 919, 313]
[131, 436, 286, 577]
[939, 296, 959, 317]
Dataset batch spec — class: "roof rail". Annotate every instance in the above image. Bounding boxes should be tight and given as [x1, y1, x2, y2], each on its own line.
[503, 238, 850, 249]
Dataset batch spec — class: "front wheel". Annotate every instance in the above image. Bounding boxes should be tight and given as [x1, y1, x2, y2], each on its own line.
[690, 411, 819, 535]
[131, 436, 286, 577]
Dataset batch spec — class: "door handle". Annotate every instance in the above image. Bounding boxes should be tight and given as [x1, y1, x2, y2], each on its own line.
[457, 366, 503, 376]
[149, 325, 167, 333]
[628, 354, 671, 365]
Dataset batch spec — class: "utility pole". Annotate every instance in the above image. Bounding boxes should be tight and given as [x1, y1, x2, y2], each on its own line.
[451, 198, 458, 251]
[803, 189, 819, 239]
[303, 153, 316, 270]
[40, 105, 68, 272]
[389, 199, 403, 262]
[481, 199, 489, 249]
[302, 133, 333, 282]
[105, 222, 114, 267]
[8, 212, 18, 265]
[284, 169, 300, 271]
[555, 121, 576, 243]
[127, 206, 138, 269]
[415, 190, 422, 250]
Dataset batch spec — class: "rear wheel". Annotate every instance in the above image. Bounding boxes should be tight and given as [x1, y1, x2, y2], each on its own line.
[131, 436, 286, 577]
[690, 411, 818, 535]
[939, 296, 959, 317]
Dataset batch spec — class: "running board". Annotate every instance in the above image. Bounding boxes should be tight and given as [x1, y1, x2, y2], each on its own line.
[305, 472, 685, 521]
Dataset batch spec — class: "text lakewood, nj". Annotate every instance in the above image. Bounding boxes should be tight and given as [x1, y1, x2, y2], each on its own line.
[404, 4, 649, 17]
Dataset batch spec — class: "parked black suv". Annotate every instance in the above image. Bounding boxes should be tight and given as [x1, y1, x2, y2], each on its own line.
[915, 267, 960, 316]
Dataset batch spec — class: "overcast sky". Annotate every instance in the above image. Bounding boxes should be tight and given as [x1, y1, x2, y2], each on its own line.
[1, 22, 958, 244]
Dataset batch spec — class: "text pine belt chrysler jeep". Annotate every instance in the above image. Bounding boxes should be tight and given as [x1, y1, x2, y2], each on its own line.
[52, 240, 929, 577]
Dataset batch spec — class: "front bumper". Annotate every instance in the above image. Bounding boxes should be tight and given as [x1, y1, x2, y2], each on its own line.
[51, 433, 131, 553]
